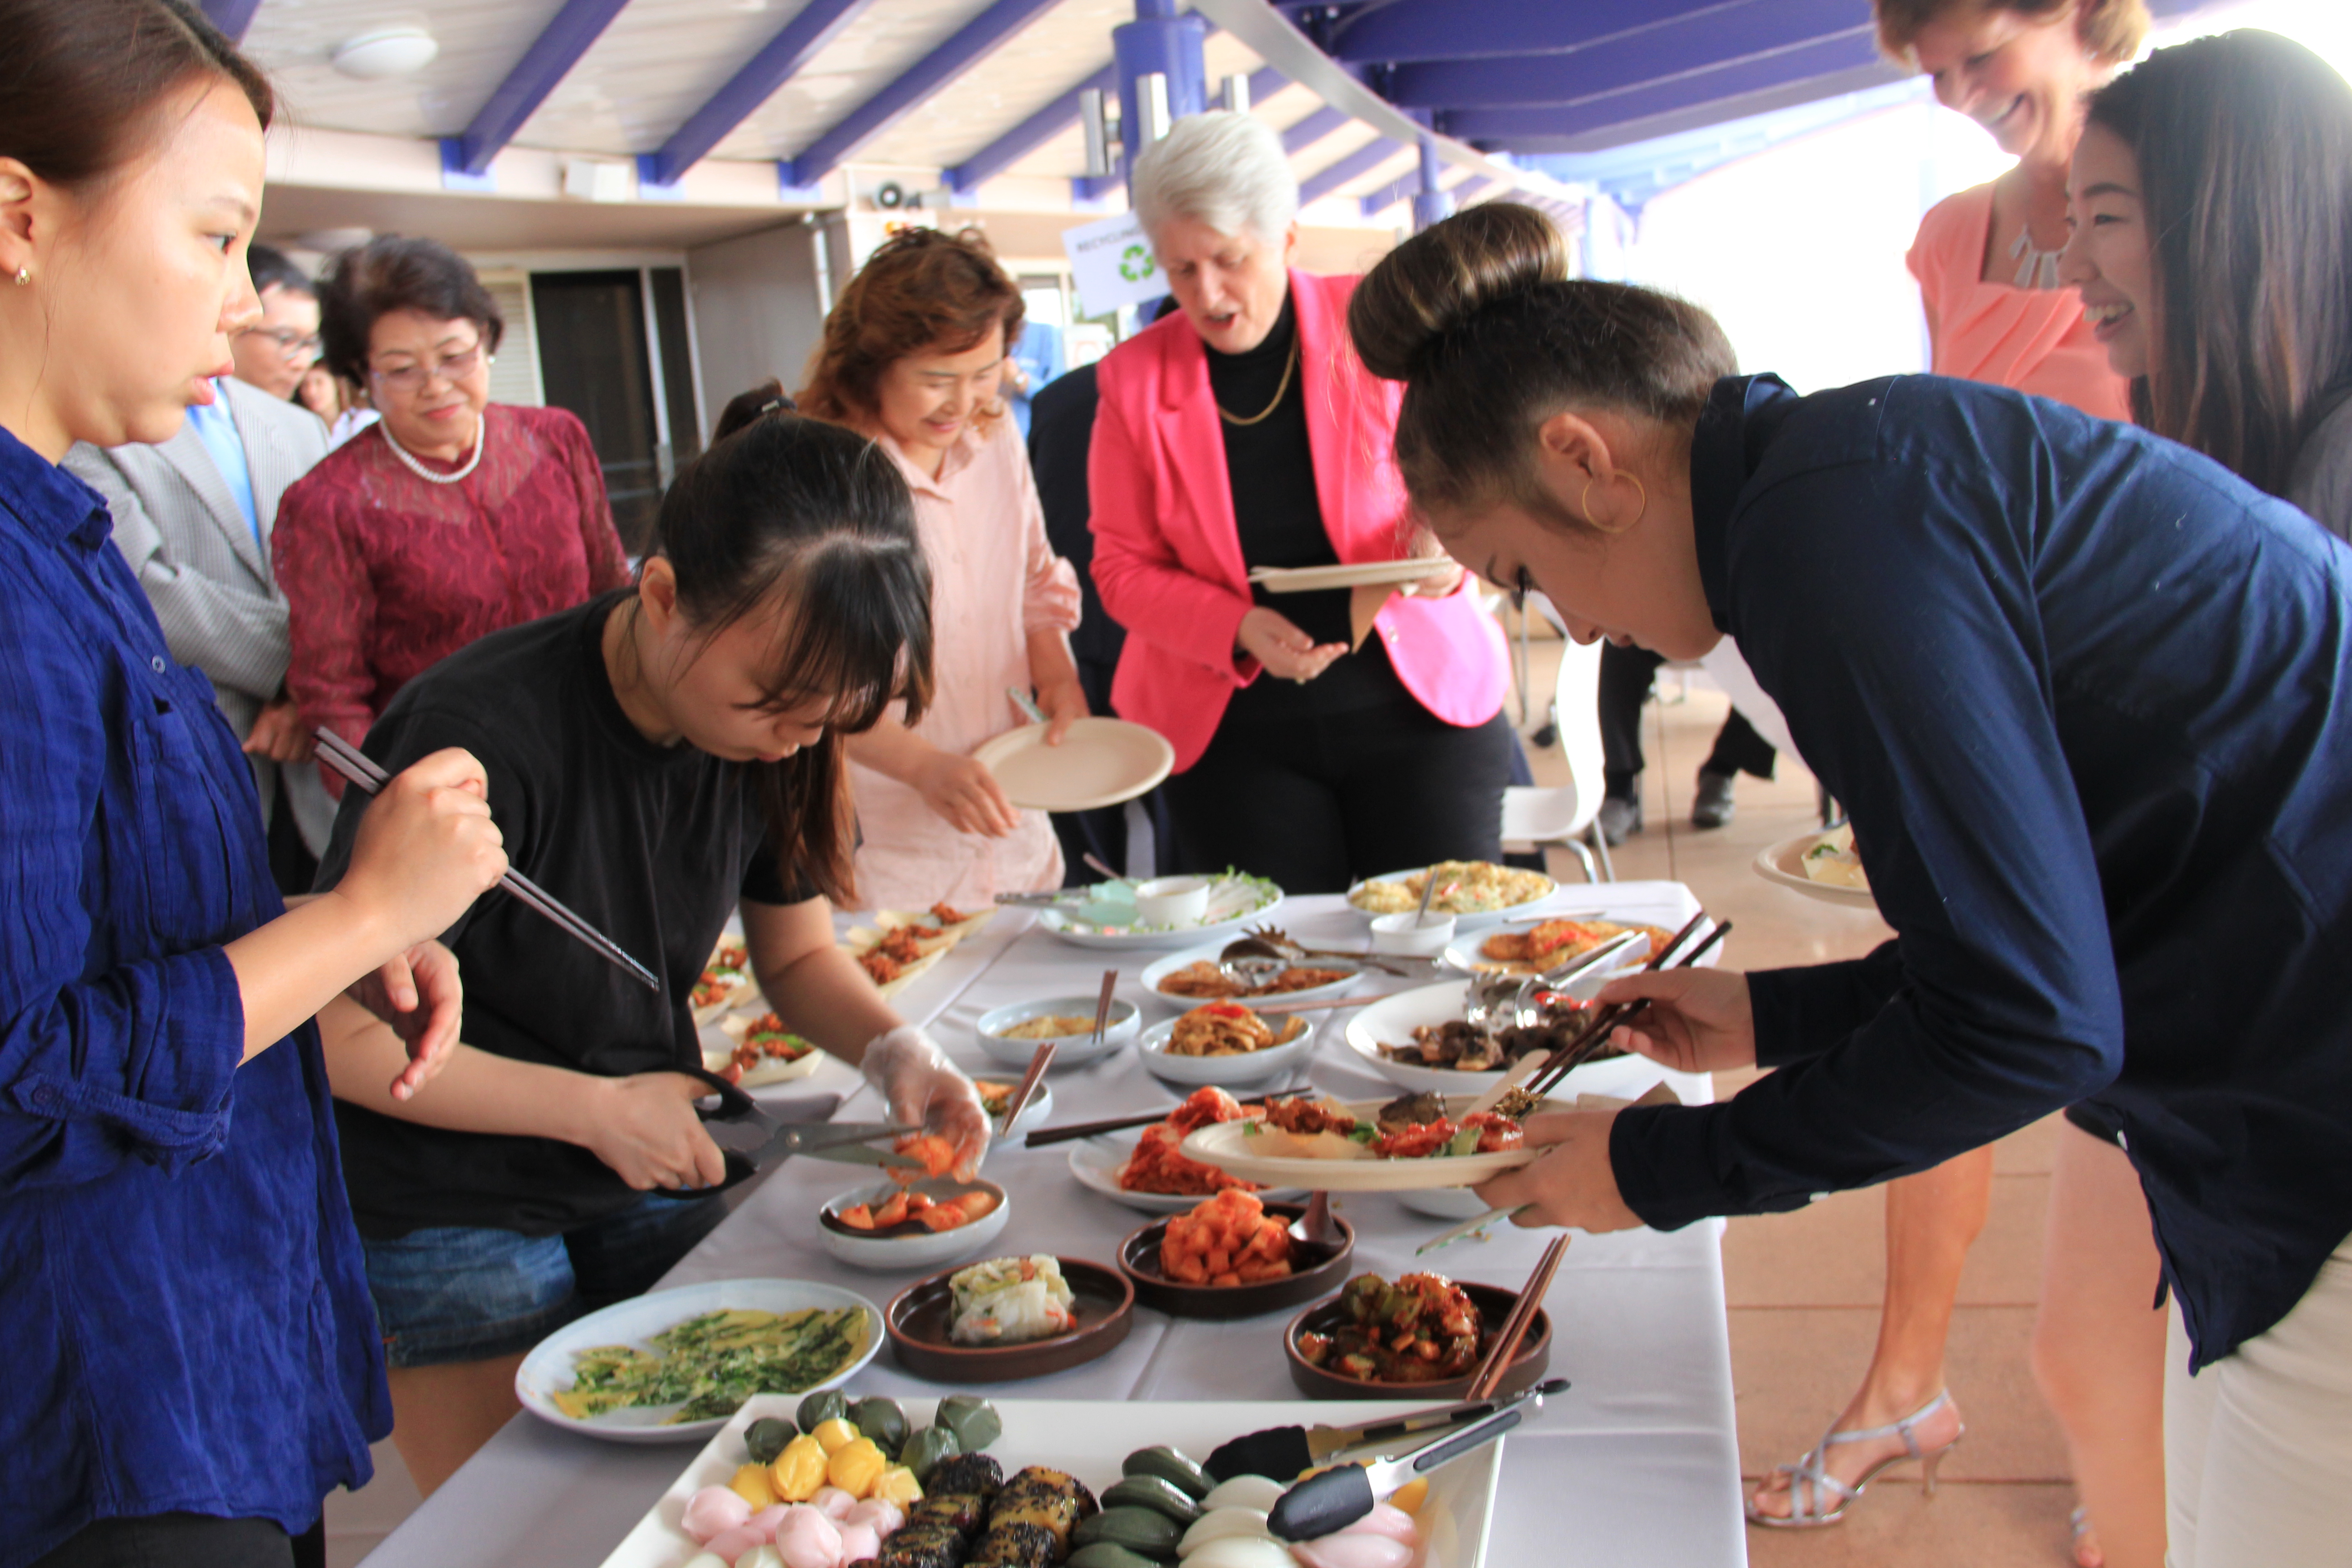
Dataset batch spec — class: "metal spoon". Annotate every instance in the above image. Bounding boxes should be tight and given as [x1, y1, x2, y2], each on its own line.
[1288, 1190, 1345, 1250]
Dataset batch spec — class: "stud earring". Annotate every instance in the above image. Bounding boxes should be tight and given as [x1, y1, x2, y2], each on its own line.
[10, 266, 26, 287]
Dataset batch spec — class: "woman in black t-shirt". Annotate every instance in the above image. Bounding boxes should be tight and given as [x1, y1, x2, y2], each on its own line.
[314, 402, 985, 1495]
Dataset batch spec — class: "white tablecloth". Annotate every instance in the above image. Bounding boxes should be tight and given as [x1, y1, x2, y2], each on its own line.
[363, 885, 1747, 1568]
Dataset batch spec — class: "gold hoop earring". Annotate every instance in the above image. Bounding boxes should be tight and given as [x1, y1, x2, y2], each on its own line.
[1580, 473, 1648, 531]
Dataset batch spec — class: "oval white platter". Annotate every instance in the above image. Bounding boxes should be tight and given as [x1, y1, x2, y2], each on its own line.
[1067, 1130, 1304, 1215]
[515, 1278, 883, 1445]
[1038, 876, 1284, 950]
[1343, 865, 1558, 931]
[1137, 941, 1365, 1010]
[1342, 980, 1673, 1100]
[1178, 1096, 1542, 1193]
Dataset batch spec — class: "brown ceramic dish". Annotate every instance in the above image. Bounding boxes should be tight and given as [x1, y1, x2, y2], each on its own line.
[1118, 1203, 1356, 1320]
[885, 1257, 1135, 1383]
[1283, 1279, 1552, 1401]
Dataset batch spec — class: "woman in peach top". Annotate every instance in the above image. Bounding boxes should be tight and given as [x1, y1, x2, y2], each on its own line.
[801, 230, 1085, 911]
[1744, 5, 2157, 1567]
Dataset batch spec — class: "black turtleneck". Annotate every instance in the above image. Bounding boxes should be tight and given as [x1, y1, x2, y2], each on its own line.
[1206, 293, 1350, 648]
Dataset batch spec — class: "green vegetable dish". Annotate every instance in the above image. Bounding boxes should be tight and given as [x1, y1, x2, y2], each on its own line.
[551, 1307, 869, 1424]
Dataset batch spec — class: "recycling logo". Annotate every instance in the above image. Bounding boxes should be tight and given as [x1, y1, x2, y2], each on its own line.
[1118, 244, 1156, 283]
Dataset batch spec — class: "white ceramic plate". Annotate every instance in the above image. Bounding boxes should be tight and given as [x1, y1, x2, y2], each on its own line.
[972, 717, 1176, 812]
[514, 1279, 883, 1445]
[1067, 1132, 1304, 1215]
[1341, 980, 1671, 1100]
[1037, 877, 1285, 950]
[1755, 830, 1878, 908]
[1439, 926, 1654, 979]
[1345, 866, 1558, 930]
[817, 1177, 1013, 1273]
[1136, 1014, 1319, 1087]
[972, 996, 1142, 1069]
[595, 1393, 1504, 1568]
[1180, 1097, 1542, 1192]
[1137, 941, 1365, 1010]
[1247, 557, 1456, 593]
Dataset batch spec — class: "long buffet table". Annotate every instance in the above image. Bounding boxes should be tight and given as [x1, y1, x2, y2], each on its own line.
[363, 885, 1747, 1567]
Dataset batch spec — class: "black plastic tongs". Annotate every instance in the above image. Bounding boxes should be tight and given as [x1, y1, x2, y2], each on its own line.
[1260, 1382, 1567, 1541]
[1204, 1377, 1566, 1485]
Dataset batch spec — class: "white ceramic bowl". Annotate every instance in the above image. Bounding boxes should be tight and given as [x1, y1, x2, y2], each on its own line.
[973, 995, 1141, 1068]
[817, 1177, 1011, 1272]
[1132, 875, 1212, 926]
[1371, 911, 1456, 957]
[1136, 1013, 1319, 1087]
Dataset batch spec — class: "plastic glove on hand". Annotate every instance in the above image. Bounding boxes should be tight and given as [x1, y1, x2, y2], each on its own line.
[860, 1025, 991, 1178]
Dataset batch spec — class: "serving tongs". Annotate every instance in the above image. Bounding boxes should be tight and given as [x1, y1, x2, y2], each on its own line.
[1460, 927, 1651, 1043]
[1204, 1377, 1568, 1483]
[1259, 1384, 1565, 1540]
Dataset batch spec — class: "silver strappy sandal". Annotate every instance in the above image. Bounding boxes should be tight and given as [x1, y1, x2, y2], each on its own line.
[1744, 1389, 1965, 1529]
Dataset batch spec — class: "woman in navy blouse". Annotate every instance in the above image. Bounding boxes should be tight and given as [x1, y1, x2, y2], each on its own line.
[0, 5, 508, 1564]
[1350, 204, 2352, 1563]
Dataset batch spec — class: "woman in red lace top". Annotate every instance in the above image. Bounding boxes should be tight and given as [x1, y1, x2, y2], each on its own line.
[276, 238, 628, 787]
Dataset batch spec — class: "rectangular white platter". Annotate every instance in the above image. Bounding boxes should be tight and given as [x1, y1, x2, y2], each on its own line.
[598, 1393, 1501, 1568]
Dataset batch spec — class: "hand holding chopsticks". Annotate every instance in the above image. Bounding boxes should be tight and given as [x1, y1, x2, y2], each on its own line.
[313, 729, 664, 993]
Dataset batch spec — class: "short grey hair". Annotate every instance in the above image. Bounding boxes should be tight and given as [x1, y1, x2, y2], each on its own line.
[1131, 110, 1299, 247]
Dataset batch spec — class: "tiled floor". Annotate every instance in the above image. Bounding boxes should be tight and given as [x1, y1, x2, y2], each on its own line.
[327, 637, 2082, 1566]
[1516, 639, 2081, 1568]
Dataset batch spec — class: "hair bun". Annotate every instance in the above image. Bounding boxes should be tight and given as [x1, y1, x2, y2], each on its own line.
[1348, 203, 1570, 382]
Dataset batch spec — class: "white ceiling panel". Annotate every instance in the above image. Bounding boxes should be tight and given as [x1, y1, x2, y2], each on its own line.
[855, 0, 1127, 170]
[515, 0, 829, 158]
[245, 0, 562, 141]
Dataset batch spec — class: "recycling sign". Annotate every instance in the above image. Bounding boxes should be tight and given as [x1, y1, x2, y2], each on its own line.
[1064, 211, 1171, 317]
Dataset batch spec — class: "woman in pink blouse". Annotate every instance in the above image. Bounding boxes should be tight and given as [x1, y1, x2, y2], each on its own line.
[800, 230, 1085, 910]
[1744, 6, 2156, 1566]
[275, 238, 630, 790]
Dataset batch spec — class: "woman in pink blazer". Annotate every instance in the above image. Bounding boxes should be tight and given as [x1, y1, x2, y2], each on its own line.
[1089, 113, 1512, 893]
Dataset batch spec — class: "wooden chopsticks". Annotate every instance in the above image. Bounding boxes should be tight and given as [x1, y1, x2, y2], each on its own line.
[1023, 1081, 1310, 1148]
[1465, 1235, 1568, 1402]
[311, 728, 663, 993]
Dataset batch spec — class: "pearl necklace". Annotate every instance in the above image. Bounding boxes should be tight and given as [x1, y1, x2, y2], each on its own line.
[380, 413, 487, 485]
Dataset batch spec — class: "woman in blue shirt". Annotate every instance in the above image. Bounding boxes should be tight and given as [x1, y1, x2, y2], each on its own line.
[0, 3, 509, 1563]
[1349, 203, 2352, 1562]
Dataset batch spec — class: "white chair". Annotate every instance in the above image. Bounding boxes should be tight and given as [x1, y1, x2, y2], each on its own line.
[1499, 601, 1613, 882]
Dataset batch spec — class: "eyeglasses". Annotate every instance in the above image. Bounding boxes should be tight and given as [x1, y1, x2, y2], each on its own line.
[370, 343, 489, 395]
[240, 326, 322, 356]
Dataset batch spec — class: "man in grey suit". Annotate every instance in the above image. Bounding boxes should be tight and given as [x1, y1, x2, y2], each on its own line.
[65, 245, 337, 890]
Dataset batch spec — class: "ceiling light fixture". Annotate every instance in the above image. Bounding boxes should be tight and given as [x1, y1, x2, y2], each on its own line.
[330, 25, 440, 80]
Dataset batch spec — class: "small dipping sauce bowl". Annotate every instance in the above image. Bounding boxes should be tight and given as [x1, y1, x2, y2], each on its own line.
[1371, 911, 1455, 957]
[1132, 875, 1213, 927]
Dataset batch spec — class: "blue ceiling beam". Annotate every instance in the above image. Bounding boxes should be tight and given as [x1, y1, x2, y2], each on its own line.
[1388, 2, 1872, 109]
[200, 0, 263, 42]
[949, 49, 1273, 196]
[1436, 33, 1890, 147]
[1356, 167, 1485, 220]
[1333, 0, 1781, 67]
[644, 0, 879, 188]
[1280, 104, 1348, 153]
[450, 0, 632, 178]
[789, 0, 1068, 188]
[1296, 137, 1401, 206]
[946, 64, 1118, 193]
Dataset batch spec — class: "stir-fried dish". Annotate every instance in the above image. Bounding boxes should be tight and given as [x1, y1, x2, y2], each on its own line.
[553, 1307, 869, 1424]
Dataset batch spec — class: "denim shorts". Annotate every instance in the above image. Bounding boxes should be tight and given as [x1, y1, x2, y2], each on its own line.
[360, 1194, 725, 1369]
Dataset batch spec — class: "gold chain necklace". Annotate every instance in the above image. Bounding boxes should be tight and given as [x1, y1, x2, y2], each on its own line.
[1216, 334, 1298, 426]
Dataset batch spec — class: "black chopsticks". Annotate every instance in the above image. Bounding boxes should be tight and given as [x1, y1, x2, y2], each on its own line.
[311, 728, 663, 993]
[1519, 916, 1731, 1101]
